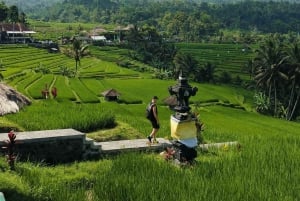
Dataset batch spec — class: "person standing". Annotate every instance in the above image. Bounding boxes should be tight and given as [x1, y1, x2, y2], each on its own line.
[147, 96, 160, 143]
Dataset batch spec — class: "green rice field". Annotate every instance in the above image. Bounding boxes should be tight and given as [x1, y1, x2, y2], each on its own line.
[0, 43, 299, 201]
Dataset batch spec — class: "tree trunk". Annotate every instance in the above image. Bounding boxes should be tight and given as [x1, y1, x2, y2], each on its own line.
[286, 79, 295, 120]
[274, 80, 277, 116]
[288, 89, 300, 121]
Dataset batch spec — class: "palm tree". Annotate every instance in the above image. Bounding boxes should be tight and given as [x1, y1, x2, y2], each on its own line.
[72, 37, 88, 76]
[253, 35, 289, 116]
[202, 62, 215, 83]
[173, 52, 199, 80]
[286, 42, 300, 120]
[125, 24, 143, 50]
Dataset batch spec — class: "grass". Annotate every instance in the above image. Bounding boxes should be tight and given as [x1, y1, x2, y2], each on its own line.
[176, 43, 256, 81]
[0, 42, 299, 201]
[68, 77, 100, 103]
[27, 74, 55, 99]
[28, 20, 111, 41]
[4, 100, 116, 132]
[1, 105, 300, 201]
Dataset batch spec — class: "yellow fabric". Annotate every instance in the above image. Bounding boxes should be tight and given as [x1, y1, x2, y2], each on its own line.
[170, 116, 197, 140]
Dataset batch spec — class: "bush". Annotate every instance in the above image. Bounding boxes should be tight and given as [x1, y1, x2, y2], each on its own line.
[5, 101, 116, 132]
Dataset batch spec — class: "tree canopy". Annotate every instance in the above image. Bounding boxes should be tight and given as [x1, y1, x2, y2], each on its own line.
[1, 0, 300, 39]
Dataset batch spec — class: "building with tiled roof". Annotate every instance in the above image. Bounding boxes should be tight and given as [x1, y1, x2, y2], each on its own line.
[0, 23, 36, 43]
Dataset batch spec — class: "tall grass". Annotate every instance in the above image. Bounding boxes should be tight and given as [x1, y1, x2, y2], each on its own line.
[1, 43, 299, 201]
[27, 74, 55, 99]
[52, 75, 76, 101]
[176, 43, 256, 80]
[1, 131, 299, 201]
[1, 92, 300, 201]
[4, 101, 115, 132]
[68, 78, 100, 103]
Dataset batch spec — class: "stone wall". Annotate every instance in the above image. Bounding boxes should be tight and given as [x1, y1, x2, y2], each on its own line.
[0, 129, 85, 164]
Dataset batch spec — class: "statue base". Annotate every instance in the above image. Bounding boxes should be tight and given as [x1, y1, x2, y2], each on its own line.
[170, 114, 198, 148]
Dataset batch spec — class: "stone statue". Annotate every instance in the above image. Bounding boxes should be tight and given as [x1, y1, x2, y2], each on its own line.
[168, 72, 198, 114]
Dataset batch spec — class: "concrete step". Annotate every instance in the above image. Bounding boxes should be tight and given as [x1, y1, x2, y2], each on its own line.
[95, 138, 172, 154]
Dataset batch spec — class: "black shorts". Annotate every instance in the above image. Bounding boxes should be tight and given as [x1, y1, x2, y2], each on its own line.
[150, 119, 160, 129]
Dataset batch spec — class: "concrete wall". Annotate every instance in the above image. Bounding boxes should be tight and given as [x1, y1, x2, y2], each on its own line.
[0, 129, 85, 164]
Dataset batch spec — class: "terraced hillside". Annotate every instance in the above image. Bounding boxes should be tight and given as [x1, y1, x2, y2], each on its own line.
[177, 43, 256, 80]
[0, 45, 143, 103]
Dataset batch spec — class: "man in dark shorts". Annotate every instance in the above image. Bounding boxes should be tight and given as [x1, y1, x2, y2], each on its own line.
[147, 96, 160, 143]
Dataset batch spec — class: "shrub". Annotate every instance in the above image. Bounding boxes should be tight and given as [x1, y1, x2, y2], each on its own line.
[5, 101, 116, 132]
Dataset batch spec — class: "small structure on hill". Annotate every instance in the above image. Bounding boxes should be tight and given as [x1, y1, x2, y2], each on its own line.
[101, 89, 121, 101]
[0, 23, 36, 44]
[90, 35, 106, 42]
[0, 83, 31, 116]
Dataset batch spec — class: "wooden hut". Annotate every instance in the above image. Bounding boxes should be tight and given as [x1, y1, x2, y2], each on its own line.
[101, 89, 121, 101]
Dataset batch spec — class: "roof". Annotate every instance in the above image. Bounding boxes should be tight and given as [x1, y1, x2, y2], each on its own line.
[1, 23, 32, 31]
[90, 35, 106, 41]
[114, 24, 134, 31]
[1, 23, 36, 34]
[101, 89, 121, 97]
[91, 27, 108, 35]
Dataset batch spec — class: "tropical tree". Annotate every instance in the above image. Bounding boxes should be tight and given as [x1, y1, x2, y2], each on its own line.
[125, 24, 143, 50]
[285, 42, 300, 120]
[254, 91, 270, 114]
[197, 62, 215, 83]
[8, 5, 19, 23]
[72, 37, 88, 76]
[125, 25, 176, 70]
[173, 52, 199, 80]
[253, 35, 289, 116]
[19, 12, 27, 24]
[0, 2, 8, 22]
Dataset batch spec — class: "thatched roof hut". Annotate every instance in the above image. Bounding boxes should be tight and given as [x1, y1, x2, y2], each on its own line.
[0, 83, 31, 116]
[101, 89, 121, 101]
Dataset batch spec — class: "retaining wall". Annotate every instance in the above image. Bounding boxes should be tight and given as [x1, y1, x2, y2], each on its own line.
[0, 129, 85, 164]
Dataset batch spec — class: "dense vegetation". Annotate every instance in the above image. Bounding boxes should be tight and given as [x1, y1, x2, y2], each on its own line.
[0, 1, 300, 200]
[1, 104, 300, 201]
[1, 43, 300, 201]
[2, 0, 300, 41]
[31, 0, 300, 36]
[0, 28, 299, 201]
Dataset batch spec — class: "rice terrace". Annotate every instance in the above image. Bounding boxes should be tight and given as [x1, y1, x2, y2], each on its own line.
[1, 0, 300, 200]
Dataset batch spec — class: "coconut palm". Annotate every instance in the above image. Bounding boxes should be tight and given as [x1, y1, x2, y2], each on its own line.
[72, 37, 88, 76]
[286, 42, 300, 120]
[253, 35, 289, 116]
[125, 24, 143, 50]
[173, 52, 199, 80]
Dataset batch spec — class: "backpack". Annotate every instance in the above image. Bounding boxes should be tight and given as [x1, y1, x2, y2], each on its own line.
[145, 103, 154, 119]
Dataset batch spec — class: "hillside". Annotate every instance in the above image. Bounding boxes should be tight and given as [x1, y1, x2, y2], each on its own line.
[1, 0, 62, 10]
[0, 24, 299, 200]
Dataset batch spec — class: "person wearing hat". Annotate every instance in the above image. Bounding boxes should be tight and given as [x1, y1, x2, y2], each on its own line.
[147, 96, 160, 143]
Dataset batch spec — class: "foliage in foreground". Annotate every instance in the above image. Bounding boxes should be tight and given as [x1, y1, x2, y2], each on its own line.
[4, 100, 116, 132]
[1, 105, 300, 201]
